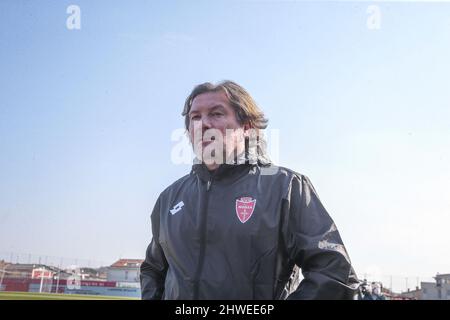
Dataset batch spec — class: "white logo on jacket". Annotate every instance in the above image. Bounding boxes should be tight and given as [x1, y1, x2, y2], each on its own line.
[170, 201, 184, 215]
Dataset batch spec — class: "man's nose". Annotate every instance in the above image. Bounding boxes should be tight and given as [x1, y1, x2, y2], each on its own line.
[201, 117, 213, 130]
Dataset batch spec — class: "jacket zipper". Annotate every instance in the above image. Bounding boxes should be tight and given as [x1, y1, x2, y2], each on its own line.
[193, 177, 212, 299]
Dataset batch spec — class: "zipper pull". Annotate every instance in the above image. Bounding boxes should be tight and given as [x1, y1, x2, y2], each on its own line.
[206, 180, 211, 191]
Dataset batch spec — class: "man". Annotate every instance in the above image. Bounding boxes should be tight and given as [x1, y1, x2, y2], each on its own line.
[140, 81, 359, 299]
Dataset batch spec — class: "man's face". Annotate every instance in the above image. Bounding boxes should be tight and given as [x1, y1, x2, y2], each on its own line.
[188, 91, 247, 166]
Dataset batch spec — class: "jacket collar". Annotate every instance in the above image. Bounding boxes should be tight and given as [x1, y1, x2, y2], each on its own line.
[190, 150, 271, 183]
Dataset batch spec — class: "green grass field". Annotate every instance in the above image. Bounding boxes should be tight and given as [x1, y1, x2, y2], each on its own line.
[0, 291, 139, 300]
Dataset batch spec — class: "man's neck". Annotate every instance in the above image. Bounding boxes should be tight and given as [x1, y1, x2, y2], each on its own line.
[205, 163, 220, 171]
[197, 148, 247, 171]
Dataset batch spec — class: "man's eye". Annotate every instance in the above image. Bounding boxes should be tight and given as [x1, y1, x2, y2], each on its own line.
[212, 113, 223, 117]
[190, 115, 200, 120]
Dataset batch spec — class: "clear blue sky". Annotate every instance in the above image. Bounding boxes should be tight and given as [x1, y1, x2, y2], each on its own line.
[1, 1, 449, 292]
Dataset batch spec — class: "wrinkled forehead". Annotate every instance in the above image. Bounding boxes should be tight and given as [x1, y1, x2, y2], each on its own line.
[190, 90, 231, 113]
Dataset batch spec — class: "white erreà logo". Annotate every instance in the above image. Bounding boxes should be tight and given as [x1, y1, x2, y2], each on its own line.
[170, 201, 184, 215]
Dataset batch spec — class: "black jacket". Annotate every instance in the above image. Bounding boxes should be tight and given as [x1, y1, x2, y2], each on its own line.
[140, 162, 358, 299]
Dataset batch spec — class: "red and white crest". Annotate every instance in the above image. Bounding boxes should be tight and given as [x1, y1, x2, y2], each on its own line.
[235, 197, 256, 223]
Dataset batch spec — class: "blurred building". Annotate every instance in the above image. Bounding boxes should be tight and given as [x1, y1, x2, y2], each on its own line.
[0, 263, 61, 279]
[107, 259, 143, 282]
[398, 287, 422, 300]
[421, 273, 450, 300]
[0, 260, 142, 297]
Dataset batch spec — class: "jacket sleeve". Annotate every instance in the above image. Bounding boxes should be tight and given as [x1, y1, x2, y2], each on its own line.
[282, 174, 359, 300]
[140, 196, 169, 300]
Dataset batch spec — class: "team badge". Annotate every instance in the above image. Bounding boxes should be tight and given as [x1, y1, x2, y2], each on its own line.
[235, 197, 256, 223]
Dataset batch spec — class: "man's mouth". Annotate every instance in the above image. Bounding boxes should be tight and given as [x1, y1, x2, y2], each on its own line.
[202, 140, 213, 146]
[201, 136, 215, 146]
